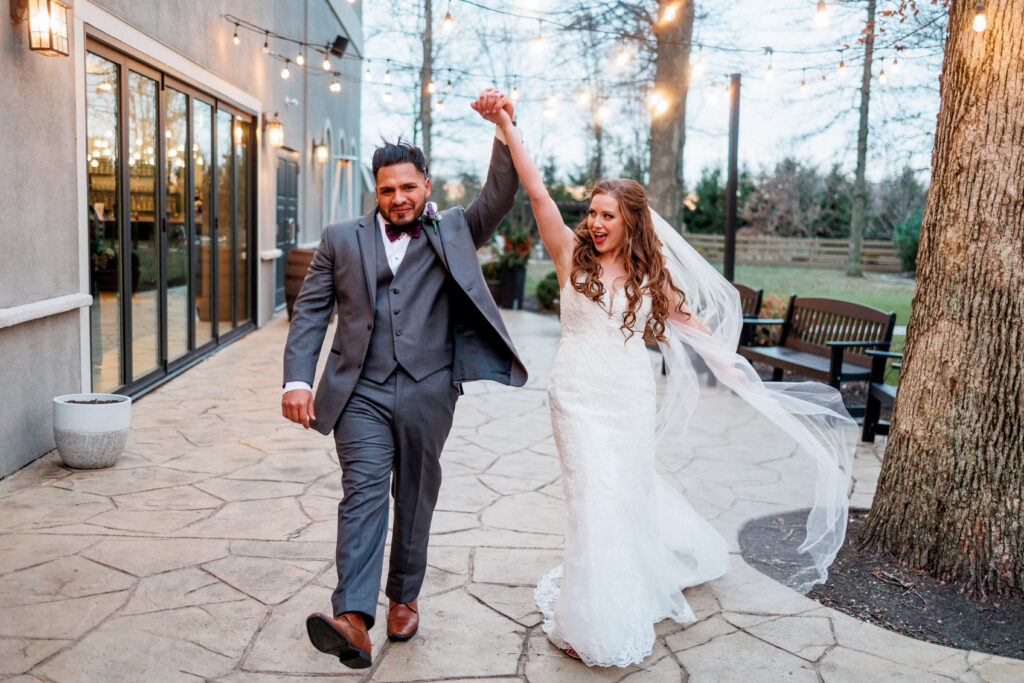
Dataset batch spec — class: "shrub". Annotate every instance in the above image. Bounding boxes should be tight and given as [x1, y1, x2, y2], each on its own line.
[754, 293, 790, 346]
[536, 271, 560, 309]
[892, 208, 923, 272]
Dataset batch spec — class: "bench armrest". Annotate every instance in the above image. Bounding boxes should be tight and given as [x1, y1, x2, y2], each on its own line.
[750, 318, 786, 326]
[826, 339, 890, 388]
[865, 349, 903, 359]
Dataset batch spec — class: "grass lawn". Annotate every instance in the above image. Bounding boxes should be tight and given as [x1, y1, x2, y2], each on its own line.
[721, 264, 915, 331]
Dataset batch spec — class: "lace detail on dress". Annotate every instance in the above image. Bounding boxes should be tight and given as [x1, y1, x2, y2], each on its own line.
[536, 280, 729, 668]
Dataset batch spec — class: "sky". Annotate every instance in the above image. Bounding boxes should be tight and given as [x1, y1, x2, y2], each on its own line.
[359, 0, 946, 190]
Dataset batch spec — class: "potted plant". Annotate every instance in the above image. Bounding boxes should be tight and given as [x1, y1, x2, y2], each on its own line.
[52, 393, 132, 469]
[481, 260, 502, 304]
[496, 225, 535, 309]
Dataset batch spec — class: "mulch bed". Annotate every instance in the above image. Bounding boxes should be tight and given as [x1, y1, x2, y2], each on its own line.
[739, 508, 1024, 661]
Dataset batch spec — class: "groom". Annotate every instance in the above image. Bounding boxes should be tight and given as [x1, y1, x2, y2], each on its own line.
[282, 90, 527, 669]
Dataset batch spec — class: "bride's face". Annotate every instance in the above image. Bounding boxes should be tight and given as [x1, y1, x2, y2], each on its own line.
[587, 193, 626, 255]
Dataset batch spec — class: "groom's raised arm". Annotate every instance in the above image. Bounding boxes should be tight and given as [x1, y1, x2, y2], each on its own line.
[463, 95, 521, 248]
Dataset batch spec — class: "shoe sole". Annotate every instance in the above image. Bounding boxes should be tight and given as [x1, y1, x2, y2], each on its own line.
[305, 614, 372, 669]
[387, 626, 418, 642]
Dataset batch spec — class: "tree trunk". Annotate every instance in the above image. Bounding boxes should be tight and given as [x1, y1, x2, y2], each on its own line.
[648, 0, 694, 227]
[418, 0, 433, 160]
[860, 0, 1024, 598]
[847, 0, 876, 277]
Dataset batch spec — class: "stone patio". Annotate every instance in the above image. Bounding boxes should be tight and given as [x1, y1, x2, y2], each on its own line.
[1, 309, 1021, 681]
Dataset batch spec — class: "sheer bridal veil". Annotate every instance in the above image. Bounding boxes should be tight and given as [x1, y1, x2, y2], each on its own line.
[650, 209, 857, 594]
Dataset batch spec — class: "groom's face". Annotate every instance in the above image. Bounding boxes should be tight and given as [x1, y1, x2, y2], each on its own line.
[375, 162, 431, 227]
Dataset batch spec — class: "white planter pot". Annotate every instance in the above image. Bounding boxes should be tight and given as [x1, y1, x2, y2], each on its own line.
[53, 393, 132, 469]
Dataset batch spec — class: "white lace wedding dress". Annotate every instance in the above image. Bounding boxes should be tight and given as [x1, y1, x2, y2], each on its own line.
[534, 280, 731, 668]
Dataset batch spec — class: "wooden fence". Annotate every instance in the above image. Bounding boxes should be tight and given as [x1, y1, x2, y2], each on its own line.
[682, 233, 902, 273]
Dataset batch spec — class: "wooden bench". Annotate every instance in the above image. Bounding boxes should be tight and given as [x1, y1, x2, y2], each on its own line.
[738, 296, 896, 416]
[862, 350, 903, 442]
[733, 283, 764, 348]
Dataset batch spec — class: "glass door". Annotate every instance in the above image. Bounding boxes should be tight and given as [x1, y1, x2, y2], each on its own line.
[85, 39, 256, 395]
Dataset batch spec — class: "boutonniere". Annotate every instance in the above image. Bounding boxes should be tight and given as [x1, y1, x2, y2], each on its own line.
[424, 201, 440, 235]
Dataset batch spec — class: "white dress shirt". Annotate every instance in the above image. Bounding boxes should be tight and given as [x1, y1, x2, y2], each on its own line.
[283, 125, 517, 395]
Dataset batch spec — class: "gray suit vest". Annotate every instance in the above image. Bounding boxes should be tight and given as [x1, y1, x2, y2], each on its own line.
[361, 228, 455, 383]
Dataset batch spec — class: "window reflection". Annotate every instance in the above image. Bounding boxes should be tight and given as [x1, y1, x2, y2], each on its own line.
[86, 52, 122, 392]
[193, 100, 214, 346]
[128, 71, 160, 380]
[166, 89, 189, 361]
[216, 109, 234, 329]
[235, 118, 251, 323]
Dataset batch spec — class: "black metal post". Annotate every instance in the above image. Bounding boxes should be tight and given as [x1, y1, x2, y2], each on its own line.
[724, 73, 740, 282]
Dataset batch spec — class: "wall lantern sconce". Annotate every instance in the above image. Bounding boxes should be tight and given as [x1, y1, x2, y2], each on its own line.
[313, 141, 329, 164]
[11, 0, 71, 56]
[264, 112, 284, 148]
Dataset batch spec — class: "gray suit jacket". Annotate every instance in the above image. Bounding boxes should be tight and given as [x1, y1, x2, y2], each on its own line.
[283, 139, 528, 436]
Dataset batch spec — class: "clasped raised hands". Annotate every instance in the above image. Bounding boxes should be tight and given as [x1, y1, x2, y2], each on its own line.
[470, 88, 514, 126]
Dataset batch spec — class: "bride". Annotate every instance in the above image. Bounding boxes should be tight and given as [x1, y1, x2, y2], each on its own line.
[471, 100, 857, 667]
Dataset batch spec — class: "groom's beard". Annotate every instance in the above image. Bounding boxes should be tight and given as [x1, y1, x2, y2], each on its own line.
[381, 201, 426, 227]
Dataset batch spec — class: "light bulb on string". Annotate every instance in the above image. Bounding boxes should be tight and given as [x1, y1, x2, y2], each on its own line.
[443, 11, 454, 32]
[689, 46, 706, 82]
[596, 104, 610, 123]
[659, 2, 679, 24]
[838, 50, 847, 78]
[281, 60, 291, 80]
[530, 20, 546, 54]
[232, 24, 240, 46]
[800, 69, 808, 97]
[383, 90, 392, 104]
[511, 85, 521, 101]
[815, 1, 829, 29]
[365, 65, 371, 80]
[427, 79, 436, 94]
[576, 89, 592, 107]
[436, 99, 445, 112]
[878, 67, 887, 85]
[891, 56, 901, 74]
[445, 79, 453, 92]
[296, 51, 305, 66]
[384, 62, 392, 85]
[764, 48, 774, 80]
[329, 77, 342, 93]
[323, 47, 332, 71]
[973, 1, 986, 32]
[262, 31, 270, 54]
[614, 48, 632, 68]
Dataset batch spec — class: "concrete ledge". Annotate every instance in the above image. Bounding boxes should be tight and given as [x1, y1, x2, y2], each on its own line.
[0, 293, 92, 330]
[259, 248, 284, 261]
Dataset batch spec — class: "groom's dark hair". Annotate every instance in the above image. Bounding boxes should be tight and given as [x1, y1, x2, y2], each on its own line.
[372, 137, 428, 180]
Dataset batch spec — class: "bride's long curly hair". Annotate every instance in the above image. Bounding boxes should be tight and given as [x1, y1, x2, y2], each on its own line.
[570, 179, 688, 344]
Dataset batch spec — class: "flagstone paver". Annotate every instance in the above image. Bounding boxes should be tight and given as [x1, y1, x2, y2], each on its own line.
[1, 311, 1022, 681]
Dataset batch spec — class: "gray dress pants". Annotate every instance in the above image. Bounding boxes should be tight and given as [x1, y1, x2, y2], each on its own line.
[330, 366, 458, 628]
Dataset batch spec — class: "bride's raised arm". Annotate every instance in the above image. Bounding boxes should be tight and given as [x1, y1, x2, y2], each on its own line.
[472, 96, 576, 270]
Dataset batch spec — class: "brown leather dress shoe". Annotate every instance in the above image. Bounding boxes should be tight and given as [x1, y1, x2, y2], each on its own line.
[305, 612, 372, 669]
[387, 599, 419, 641]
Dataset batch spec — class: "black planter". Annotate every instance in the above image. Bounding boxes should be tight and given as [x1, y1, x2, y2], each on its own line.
[498, 264, 526, 309]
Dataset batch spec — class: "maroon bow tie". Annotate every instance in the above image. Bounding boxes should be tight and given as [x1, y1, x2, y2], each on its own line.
[384, 220, 422, 242]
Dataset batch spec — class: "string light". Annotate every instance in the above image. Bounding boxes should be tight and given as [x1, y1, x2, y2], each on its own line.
[445, 79, 453, 92]
[891, 56, 900, 74]
[436, 99, 445, 111]
[329, 77, 342, 93]
[596, 103, 611, 122]
[530, 20, 545, 54]
[365, 65, 371, 80]
[262, 31, 269, 54]
[973, 1, 986, 32]
[576, 89, 592, 107]
[383, 90, 392, 103]
[281, 60, 291, 80]
[614, 48, 632, 68]
[443, 11, 454, 32]
[838, 50, 847, 78]
[814, 1, 829, 29]
[689, 47, 706, 82]
[659, 3, 679, 25]
[322, 46, 332, 71]
[232, 24, 240, 46]
[384, 67, 391, 85]
[427, 79, 436, 94]
[764, 48, 774, 80]
[511, 85, 521, 101]
[296, 51, 305, 66]
[878, 67, 887, 85]
[800, 69, 808, 97]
